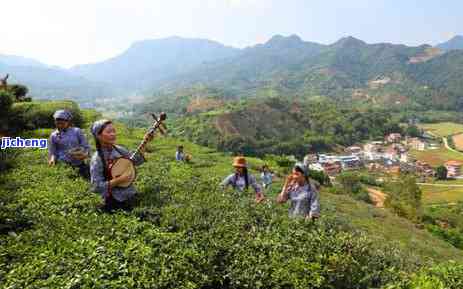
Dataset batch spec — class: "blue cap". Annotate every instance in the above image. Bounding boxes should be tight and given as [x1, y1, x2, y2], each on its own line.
[91, 119, 112, 136]
[53, 110, 72, 121]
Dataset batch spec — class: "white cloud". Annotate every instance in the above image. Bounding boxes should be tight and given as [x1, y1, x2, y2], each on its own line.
[442, 32, 457, 41]
[225, 0, 261, 8]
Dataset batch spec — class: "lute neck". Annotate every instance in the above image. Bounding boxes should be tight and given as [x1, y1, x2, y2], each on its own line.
[130, 132, 152, 160]
[129, 112, 166, 160]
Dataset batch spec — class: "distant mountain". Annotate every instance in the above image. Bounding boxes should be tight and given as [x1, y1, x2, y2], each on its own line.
[4, 34, 463, 110]
[0, 62, 114, 107]
[436, 35, 463, 51]
[158, 34, 326, 94]
[70, 36, 240, 92]
[0, 54, 47, 68]
[157, 36, 441, 104]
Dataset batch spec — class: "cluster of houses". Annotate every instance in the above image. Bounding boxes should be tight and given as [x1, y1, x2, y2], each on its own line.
[304, 133, 462, 179]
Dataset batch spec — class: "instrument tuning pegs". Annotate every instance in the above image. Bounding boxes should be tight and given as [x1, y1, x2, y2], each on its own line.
[150, 112, 167, 122]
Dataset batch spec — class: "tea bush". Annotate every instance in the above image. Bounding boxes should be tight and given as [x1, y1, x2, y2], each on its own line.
[386, 262, 463, 289]
[9, 100, 84, 132]
[0, 121, 462, 288]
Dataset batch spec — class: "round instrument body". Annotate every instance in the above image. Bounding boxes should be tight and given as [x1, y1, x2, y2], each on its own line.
[110, 158, 136, 188]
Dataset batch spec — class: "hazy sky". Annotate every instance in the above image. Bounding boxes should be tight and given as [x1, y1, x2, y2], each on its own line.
[1, 0, 461, 68]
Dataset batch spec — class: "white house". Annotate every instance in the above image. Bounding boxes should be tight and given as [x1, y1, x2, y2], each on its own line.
[309, 163, 324, 172]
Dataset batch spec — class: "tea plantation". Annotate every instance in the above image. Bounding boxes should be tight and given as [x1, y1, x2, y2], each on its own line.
[1, 112, 463, 288]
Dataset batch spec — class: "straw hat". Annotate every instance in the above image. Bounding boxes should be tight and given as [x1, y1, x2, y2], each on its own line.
[232, 156, 247, 168]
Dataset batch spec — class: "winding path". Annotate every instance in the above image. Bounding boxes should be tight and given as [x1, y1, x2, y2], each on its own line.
[442, 136, 461, 154]
[366, 187, 386, 208]
[417, 183, 463, 187]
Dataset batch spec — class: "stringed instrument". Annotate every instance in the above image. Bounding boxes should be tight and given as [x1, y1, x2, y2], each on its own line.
[110, 112, 167, 188]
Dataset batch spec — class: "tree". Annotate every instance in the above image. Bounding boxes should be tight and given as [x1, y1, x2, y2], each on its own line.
[337, 172, 362, 195]
[0, 74, 8, 88]
[0, 90, 14, 132]
[308, 169, 331, 187]
[336, 172, 371, 203]
[8, 84, 29, 102]
[384, 175, 423, 222]
[406, 125, 421, 137]
[436, 166, 448, 180]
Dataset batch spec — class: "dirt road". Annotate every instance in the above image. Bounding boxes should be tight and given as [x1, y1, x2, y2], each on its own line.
[367, 187, 387, 208]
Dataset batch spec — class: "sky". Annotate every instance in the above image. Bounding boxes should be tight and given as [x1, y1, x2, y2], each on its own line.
[1, 0, 461, 68]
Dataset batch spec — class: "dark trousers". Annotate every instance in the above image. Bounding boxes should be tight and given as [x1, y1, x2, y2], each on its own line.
[77, 163, 90, 180]
[102, 195, 138, 212]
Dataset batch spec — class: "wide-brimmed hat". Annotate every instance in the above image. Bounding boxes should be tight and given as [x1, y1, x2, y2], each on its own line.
[53, 110, 72, 121]
[232, 156, 247, 168]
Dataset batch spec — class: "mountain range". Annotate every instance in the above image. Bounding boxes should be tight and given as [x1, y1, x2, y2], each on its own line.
[436, 35, 463, 51]
[1, 34, 463, 109]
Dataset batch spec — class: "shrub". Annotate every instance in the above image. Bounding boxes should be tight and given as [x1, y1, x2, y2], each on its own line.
[0, 90, 14, 131]
[384, 176, 423, 222]
[9, 100, 84, 132]
[0, 149, 422, 288]
[336, 172, 371, 203]
[387, 262, 463, 289]
[308, 169, 332, 186]
[435, 166, 448, 180]
[8, 84, 29, 101]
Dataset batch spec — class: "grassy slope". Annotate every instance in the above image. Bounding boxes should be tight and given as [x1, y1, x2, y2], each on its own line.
[453, 133, 463, 150]
[324, 193, 463, 262]
[420, 185, 463, 205]
[1, 114, 463, 287]
[418, 122, 463, 137]
[410, 147, 463, 167]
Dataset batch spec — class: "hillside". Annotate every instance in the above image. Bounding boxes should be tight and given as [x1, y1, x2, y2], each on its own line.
[150, 97, 403, 157]
[1, 110, 463, 288]
[407, 50, 463, 110]
[150, 35, 460, 110]
[0, 63, 114, 107]
[5, 35, 463, 111]
[70, 37, 240, 92]
[159, 35, 326, 94]
[0, 54, 47, 68]
[436, 35, 463, 51]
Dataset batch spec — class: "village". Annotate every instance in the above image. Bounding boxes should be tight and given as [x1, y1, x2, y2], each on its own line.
[304, 132, 463, 182]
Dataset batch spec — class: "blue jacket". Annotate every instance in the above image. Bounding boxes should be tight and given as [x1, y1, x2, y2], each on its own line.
[90, 145, 144, 202]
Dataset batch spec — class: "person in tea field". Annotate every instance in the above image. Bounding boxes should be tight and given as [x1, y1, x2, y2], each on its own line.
[48, 109, 90, 179]
[89, 119, 153, 211]
[176, 145, 192, 163]
[260, 164, 274, 190]
[221, 156, 265, 203]
[277, 162, 320, 220]
[175, 145, 185, 161]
